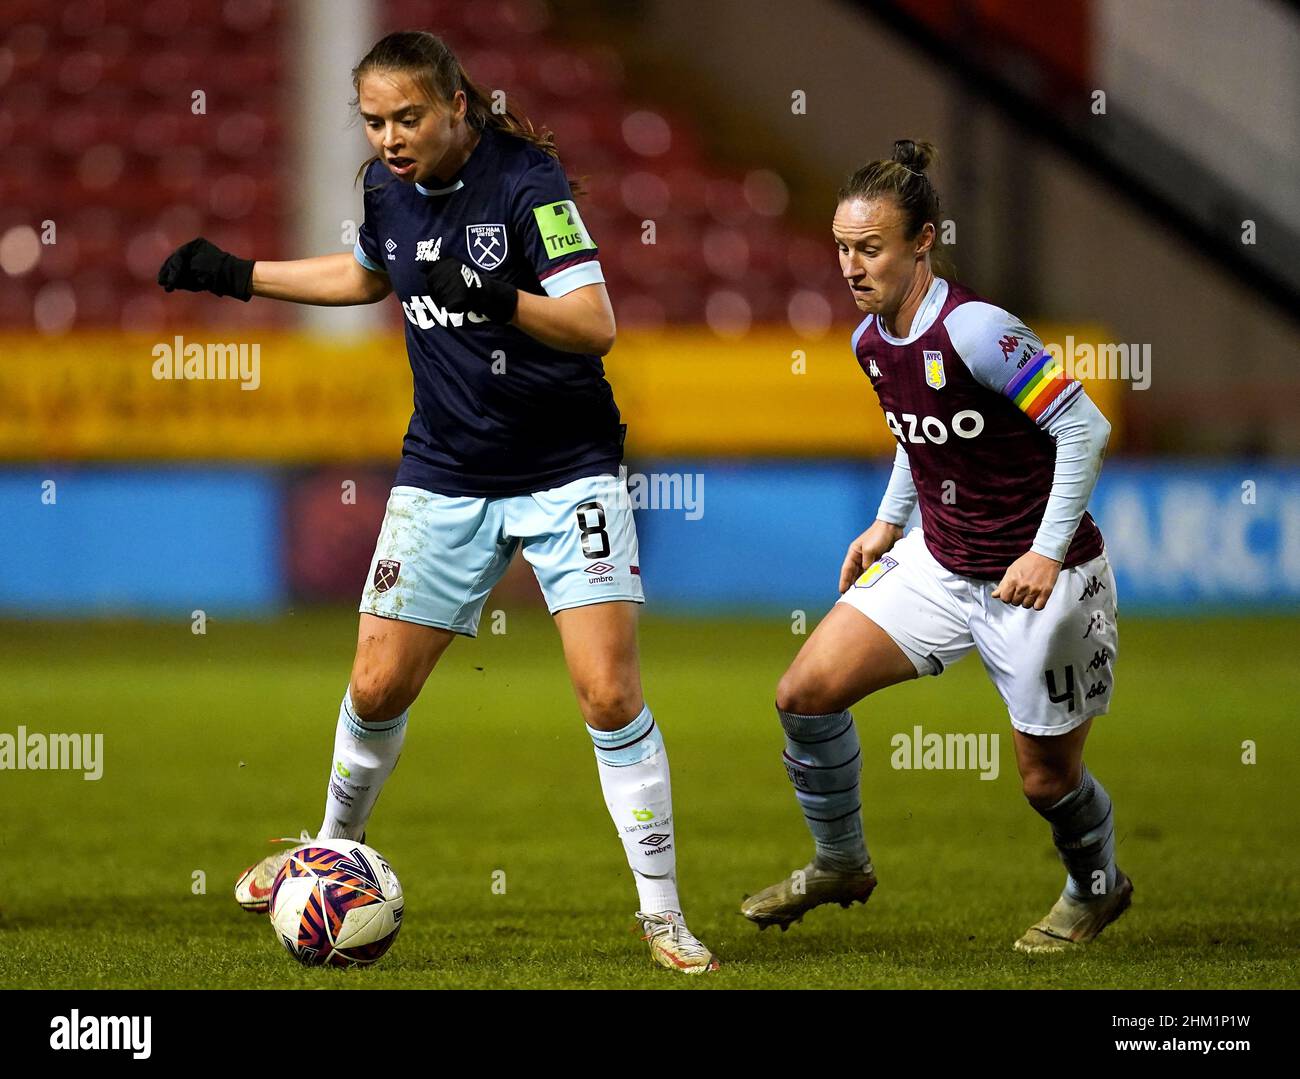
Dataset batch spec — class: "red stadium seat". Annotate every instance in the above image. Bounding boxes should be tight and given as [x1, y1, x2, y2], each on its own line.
[2, 1, 862, 331]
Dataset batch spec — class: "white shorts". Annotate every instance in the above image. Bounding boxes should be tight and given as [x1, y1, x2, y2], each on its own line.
[359, 469, 644, 636]
[836, 529, 1119, 735]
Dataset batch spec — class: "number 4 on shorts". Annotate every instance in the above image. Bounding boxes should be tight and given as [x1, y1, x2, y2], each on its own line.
[1044, 665, 1077, 712]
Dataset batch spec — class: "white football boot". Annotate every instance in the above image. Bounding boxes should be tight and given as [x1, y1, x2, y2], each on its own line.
[1014, 869, 1134, 953]
[233, 830, 314, 914]
[637, 911, 720, 974]
[741, 860, 878, 930]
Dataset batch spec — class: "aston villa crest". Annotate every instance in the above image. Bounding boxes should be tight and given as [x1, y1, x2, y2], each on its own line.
[466, 223, 507, 271]
[855, 555, 898, 588]
[923, 350, 945, 389]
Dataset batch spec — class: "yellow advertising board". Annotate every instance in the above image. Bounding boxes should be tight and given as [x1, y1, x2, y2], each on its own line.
[0, 325, 1121, 461]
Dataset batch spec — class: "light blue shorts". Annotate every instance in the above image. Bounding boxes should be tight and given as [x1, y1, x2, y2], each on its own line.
[359, 469, 645, 636]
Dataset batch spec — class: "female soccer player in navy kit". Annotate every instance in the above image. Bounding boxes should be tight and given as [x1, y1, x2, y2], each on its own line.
[742, 141, 1131, 952]
[158, 31, 716, 973]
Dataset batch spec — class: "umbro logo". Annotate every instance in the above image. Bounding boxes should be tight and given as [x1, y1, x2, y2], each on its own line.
[639, 833, 670, 847]
[585, 561, 615, 575]
[384, 238, 397, 261]
[459, 264, 481, 287]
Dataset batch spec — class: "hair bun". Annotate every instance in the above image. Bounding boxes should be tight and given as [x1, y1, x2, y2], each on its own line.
[891, 139, 937, 172]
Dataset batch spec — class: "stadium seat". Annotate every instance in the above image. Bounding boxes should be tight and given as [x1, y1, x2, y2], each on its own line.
[2, 2, 850, 330]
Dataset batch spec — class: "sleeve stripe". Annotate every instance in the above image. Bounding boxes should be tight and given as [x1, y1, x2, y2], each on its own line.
[353, 240, 385, 274]
[540, 259, 604, 298]
[537, 251, 599, 281]
[1037, 379, 1083, 425]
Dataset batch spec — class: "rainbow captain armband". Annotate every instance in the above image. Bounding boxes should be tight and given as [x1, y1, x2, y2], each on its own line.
[1003, 348, 1078, 423]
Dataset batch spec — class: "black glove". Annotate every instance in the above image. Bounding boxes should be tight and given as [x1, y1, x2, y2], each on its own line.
[420, 256, 518, 323]
[157, 237, 255, 301]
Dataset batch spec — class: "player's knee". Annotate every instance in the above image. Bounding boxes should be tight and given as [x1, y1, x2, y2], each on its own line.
[776, 669, 839, 717]
[1021, 767, 1074, 810]
[349, 670, 417, 724]
[774, 671, 803, 714]
[578, 683, 643, 732]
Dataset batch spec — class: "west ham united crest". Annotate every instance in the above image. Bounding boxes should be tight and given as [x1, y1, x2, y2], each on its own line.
[373, 559, 401, 593]
[466, 223, 507, 270]
[923, 350, 946, 389]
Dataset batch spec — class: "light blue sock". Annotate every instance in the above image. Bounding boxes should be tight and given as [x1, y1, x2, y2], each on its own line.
[1035, 765, 1116, 900]
[778, 708, 869, 872]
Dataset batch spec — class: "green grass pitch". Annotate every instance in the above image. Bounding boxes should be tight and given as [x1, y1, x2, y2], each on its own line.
[1, 610, 1296, 989]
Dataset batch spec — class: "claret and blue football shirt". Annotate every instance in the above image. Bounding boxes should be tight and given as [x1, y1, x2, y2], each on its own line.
[853, 276, 1105, 578]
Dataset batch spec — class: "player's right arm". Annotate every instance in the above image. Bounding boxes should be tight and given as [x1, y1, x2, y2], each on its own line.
[838, 446, 914, 592]
[158, 238, 391, 306]
[251, 252, 391, 305]
[259, 165, 394, 304]
[838, 520, 905, 594]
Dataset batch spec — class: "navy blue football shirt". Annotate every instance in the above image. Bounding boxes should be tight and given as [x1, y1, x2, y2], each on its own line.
[354, 127, 624, 496]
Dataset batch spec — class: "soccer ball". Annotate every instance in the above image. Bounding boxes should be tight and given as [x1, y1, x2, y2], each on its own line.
[270, 839, 403, 968]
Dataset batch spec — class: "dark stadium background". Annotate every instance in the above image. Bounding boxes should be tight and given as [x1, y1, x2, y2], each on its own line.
[0, 0, 1296, 992]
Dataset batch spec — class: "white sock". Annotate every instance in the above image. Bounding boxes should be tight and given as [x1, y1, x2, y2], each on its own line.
[588, 704, 681, 914]
[318, 689, 407, 841]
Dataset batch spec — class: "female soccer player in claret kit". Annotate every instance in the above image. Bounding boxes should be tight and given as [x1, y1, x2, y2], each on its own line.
[158, 30, 717, 974]
[742, 141, 1131, 953]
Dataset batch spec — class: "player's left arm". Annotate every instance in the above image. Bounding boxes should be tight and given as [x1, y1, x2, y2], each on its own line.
[945, 304, 1112, 610]
[505, 159, 615, 355]
[995, 396, 1111, 608]
[512, 282, 615, 356]
[419, 158, 615, 355]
